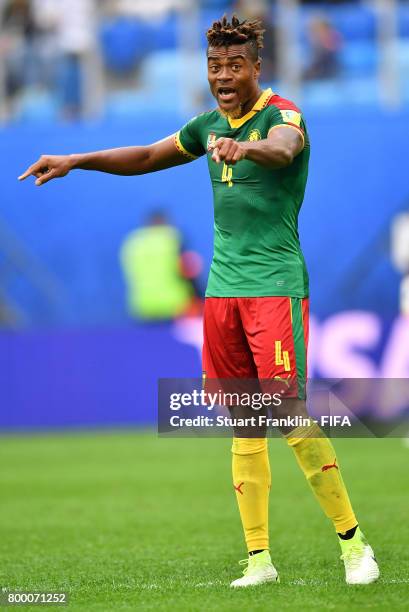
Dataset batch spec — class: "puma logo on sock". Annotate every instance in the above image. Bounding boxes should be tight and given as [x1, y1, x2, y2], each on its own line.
[234, 482, 244, 495]
[321, 458, 338, 472]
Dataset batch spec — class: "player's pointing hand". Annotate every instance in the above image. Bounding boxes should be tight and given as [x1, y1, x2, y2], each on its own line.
[208, 138, 246, 165]
[18, 155, 74, 186]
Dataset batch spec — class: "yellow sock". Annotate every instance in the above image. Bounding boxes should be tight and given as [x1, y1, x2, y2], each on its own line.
[286, 424, 357, 533]
[232, 437, 270, 552]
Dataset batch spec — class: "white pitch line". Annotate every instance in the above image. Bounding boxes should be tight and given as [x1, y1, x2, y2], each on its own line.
[137, 584, 160, 590]
[289, 578, 409, 586]
[137, 577, 409, 589]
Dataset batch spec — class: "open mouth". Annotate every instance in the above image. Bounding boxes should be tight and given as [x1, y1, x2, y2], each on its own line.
[217, 87, 237, 102]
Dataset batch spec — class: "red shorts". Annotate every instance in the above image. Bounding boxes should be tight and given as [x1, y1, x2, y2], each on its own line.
[203, 296, 309, 399]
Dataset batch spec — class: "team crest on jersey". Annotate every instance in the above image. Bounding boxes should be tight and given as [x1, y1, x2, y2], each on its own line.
[280, 110, 302, 126]
[248, 129, 262, 141]
[207, 132, 217, 150]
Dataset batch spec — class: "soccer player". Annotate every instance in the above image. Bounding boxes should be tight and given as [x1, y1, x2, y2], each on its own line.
[19, 15, 379, 588]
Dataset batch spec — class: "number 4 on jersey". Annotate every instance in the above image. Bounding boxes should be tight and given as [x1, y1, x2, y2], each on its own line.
[222, 163, 233, 187]
[275, 340, 291, 372]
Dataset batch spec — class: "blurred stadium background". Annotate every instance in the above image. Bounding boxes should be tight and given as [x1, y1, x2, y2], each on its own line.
[1, 2, 409, 608]
[1, 0, 408, 429]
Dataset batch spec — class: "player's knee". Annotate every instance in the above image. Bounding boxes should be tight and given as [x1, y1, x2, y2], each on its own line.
[274, 398, 309, 435]
[231, 436, 268, 455]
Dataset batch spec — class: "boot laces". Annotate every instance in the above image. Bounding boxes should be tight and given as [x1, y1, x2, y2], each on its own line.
[238, 558, 250, 576]
[340, 544, 364, 570]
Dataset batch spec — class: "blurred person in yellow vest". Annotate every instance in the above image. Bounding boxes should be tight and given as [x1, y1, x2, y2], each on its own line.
[120, 210, 203, 321]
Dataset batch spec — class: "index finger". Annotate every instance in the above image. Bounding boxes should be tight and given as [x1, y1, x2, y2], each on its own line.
[209, 137, 226, 150]
[18, 160, 41, 181]
[212, 147, 221, 164]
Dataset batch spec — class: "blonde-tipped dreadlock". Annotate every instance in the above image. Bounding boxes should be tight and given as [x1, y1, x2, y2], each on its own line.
[206, 14, 265, 60]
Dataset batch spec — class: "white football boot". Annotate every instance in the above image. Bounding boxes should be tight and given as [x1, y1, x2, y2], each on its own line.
[340, 528, 380, 585]
[230, 550, 280, 588]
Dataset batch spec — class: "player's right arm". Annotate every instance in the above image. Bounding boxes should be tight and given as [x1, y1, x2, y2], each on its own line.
[18, 135, 191, 187]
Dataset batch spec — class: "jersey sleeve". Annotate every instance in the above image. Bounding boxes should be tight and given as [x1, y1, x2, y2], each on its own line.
[175, 115, 207, 160]
[266, 102, 306, 147]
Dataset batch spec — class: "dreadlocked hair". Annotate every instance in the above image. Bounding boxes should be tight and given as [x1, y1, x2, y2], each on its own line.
[206, 14, 265, 60]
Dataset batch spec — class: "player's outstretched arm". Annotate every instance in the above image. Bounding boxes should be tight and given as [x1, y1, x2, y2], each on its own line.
[208, 126, 304, 169]
[18, 135, 190, 186]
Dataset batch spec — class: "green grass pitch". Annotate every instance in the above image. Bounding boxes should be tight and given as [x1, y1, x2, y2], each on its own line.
[0, 432, 408, 610]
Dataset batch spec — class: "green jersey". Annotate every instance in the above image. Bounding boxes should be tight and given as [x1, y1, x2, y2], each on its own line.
[175, 88, 310, 298]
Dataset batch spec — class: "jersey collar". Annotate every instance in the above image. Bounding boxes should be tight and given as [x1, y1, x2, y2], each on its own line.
[226, 88, 273, 129]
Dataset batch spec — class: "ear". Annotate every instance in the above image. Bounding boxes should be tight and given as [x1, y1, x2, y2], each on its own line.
[254, 58, 261, 79]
